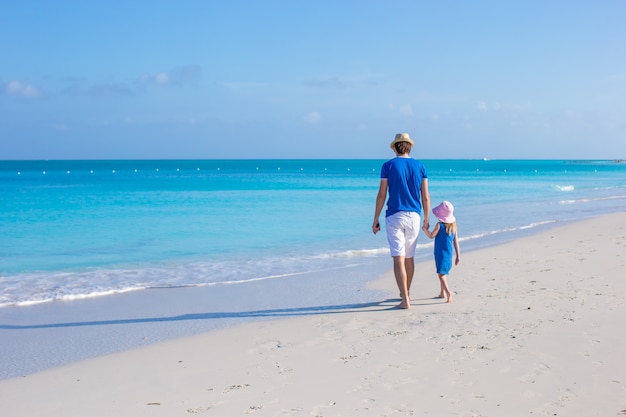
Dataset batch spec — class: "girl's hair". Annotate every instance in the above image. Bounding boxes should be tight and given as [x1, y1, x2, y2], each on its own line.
[443, 222, 457, 235]
[394, 142, 412, 154]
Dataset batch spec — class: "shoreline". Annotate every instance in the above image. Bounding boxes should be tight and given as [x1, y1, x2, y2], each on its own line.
[1, 212, 625, 416]
[0, 216, 577, 380]
[0, 259, 392, 380]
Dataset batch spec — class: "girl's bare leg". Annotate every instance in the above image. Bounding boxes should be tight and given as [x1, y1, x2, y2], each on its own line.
[438, 274, 454, 303]
[437, 280, 445, 298]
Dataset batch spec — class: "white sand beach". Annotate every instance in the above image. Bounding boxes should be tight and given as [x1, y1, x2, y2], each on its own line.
[1, 212, 625, 416]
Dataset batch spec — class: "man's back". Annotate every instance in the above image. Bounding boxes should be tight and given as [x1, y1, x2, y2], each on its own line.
[381, 156, 428, 217]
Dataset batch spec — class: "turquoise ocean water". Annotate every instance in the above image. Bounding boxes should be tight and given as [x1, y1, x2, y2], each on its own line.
[1, 159, 626, 308]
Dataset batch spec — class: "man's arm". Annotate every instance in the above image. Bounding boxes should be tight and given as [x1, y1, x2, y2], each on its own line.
[420, 178, 430, 229]
[372, 179, 388, 234]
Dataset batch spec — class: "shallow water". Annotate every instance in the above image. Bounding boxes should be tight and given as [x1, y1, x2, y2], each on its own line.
[1, 159, 625, 307]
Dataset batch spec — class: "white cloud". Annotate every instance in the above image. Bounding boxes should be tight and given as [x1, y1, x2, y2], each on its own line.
[303, 76, 345, 89]
[608, 73, 626, 82]
[6, 80, 41, 98]
[399, 104, 413, 116]
[388, 103, 413, 116]
[303, 111, 321, 125]
[222, 81, 268, 91]
[137, 65, 202, 88]
[476, 100, 528, 114]
[88, 83, 133, 97]
[155, 72, 169, 85]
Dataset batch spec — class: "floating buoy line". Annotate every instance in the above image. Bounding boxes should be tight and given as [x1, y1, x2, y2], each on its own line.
[9, 164, 596, 177]
[10, 166, 385, 176]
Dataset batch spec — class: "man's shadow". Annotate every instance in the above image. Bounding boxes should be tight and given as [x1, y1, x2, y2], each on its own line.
[0, 298, 428, 330]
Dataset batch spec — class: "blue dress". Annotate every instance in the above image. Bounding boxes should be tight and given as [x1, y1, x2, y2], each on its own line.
[434, 222, 455, 274]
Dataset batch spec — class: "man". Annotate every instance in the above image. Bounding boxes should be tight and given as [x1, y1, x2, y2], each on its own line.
[372, 133, 430, 309]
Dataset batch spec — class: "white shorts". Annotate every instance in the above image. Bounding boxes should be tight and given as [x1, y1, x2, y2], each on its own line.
[385, 211, 421, 258]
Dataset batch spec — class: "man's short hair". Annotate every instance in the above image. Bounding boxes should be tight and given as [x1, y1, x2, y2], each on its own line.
[394, 141, 412, 154]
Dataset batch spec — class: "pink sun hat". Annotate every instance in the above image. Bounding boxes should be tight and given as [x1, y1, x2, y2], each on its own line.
[432, 201, 456, 223]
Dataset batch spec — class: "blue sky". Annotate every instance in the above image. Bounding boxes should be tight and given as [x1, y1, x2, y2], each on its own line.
[1, 1, 625, 160]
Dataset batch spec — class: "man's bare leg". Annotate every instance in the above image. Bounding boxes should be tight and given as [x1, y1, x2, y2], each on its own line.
[405, 257, 415, 299]
[393, 256, 410, 308]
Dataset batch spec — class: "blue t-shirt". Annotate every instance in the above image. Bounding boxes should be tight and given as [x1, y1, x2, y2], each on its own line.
[381, 157, 428, 217]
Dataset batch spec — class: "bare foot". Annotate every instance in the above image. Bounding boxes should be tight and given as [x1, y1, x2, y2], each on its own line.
[395, 302, 410, 309]
[446, 295, 454, 303]
[435, 294, 445, 299]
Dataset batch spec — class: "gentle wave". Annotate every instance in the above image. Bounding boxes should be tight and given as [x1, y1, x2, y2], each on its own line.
[555, 185, 575, 192]
[312, 247, 390, 258]
[0, 219, 564, 308]
[6, 287, 146, 307]
[559, 194, 626, 205]
[188, 263, 372, 287]
[458, 220, 557, 243]
[0, 255, 384, 308]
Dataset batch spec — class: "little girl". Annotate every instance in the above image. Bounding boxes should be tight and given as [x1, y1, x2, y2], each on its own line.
[422, 201, 461, 303]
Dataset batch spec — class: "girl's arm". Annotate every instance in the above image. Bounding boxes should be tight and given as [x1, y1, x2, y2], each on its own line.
[453, 231, 461, 265]
[422, 222, 440, 239]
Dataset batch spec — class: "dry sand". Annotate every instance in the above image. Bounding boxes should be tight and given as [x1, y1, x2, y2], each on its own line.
[1, 212, 625, 416]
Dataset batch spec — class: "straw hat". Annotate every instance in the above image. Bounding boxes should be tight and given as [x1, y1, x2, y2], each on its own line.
[389, 133, 414, 149]
[432, 201, 456, 223]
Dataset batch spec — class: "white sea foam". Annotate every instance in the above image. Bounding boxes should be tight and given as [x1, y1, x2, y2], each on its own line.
[555, 185, 575, 192]
[458, 220, 557, 243]
[313, 247, 390, 258]
[0, 249, 391, 307]
[559, 194, 626, 205]
[6, 287, 145, 307]
[190, 263, 370, 287]
[1, 220, 566, 308]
